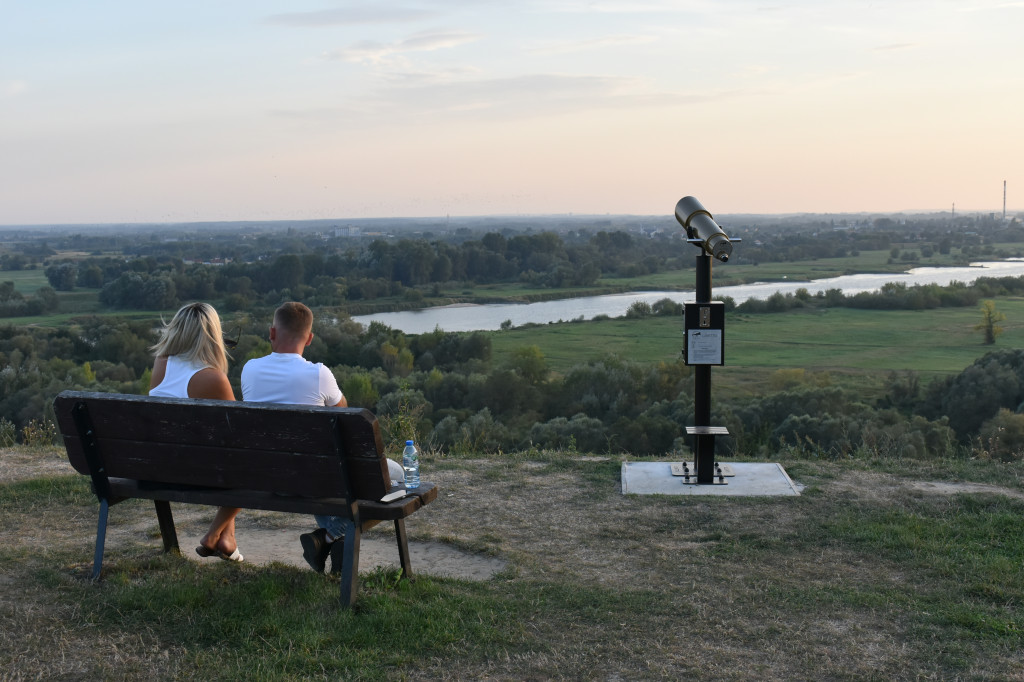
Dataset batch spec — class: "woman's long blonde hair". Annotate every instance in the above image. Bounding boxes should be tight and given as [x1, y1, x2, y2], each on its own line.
[150, 302, 229, 374]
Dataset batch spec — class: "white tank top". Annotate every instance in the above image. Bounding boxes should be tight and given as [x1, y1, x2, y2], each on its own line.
[149, 355, 211, 398]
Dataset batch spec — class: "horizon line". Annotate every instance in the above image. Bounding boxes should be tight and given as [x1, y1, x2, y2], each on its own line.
[2, 208, 1020, 230]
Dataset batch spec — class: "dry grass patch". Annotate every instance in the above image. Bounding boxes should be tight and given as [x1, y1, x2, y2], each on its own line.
[0, 445, 71, 483]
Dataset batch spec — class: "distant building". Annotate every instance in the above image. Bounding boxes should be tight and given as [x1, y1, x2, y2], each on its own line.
[334, 226, 361, 237]
[182, 258, 231, 266]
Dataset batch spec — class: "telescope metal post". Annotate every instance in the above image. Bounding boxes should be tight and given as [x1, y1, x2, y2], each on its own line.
[693, 253, 715, 483]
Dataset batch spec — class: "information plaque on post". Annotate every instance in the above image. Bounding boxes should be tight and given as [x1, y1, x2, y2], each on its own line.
[683, 302, 725, 366]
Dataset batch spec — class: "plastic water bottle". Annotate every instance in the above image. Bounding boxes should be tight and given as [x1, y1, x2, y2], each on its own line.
[402, 440, 420, 489]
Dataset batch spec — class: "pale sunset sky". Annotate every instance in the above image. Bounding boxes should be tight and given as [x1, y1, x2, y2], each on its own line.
[1, 1, 1021, 225]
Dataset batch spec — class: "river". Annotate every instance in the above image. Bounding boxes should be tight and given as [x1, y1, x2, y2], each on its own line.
[352, 259, 1024, 334]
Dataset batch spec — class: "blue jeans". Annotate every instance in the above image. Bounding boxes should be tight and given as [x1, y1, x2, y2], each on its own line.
[315, 459, 404, 539]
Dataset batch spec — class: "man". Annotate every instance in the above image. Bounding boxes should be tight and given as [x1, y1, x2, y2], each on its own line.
[241, 301, 403, 573]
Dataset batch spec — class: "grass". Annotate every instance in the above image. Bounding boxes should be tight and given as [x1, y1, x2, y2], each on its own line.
[490, 299, 1024, 399]
[0, 267, 106, 324]
[0, 269, 50, 294]
[2, 448, 1023, 680]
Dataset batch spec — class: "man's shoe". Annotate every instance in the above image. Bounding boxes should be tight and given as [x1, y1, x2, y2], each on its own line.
[328, 536, 347, 575]
[300, 528, 332, 573]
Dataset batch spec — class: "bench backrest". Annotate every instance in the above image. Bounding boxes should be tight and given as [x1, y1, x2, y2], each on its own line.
[53, 391, 391, 501]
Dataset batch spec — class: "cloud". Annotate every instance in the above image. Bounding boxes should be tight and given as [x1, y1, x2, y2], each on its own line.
[322, 30, 481, 65]
[378, 66, 484, 86]
[270, 73, 630, 122]
[872, 43, 917, 52]
[270, 71, 743, 128]
[4, 81, 27, 97]
[528, 34, 658, 55]
[957, 1, 1024, 11]
[267, 6, 439, 27]
[536, 0, 722, 14]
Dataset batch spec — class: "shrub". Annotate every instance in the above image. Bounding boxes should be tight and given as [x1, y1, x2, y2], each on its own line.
[977, 409, 1024, 462]
[0, 418, 16, 447]
[21, 418, 57, 447]
[625, 301, 652, 318]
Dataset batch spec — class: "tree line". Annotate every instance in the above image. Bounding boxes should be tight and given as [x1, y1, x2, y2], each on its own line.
[4, 277, 1024, 460]
[40, 231, 682, 312]
[31, 211, 1023, 315]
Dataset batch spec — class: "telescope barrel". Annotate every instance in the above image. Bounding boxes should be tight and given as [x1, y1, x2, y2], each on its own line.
[675, 196, 733, 262]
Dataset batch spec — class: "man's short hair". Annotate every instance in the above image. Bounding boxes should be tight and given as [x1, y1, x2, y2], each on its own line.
[274, 301, 313, 336]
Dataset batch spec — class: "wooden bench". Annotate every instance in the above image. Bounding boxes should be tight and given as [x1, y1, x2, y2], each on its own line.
[53, 390, 437, 607]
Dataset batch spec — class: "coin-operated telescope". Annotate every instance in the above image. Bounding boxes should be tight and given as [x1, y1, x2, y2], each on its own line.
[674, 195, 737, 485]
[675, 196, 733, 262]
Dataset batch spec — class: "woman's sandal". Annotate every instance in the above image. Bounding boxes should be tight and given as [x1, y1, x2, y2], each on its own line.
[196, 545, 244, 562]
[217, 548, 244, 562]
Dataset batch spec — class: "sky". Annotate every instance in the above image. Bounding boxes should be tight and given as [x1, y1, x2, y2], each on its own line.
[1, 1, 1022, 225]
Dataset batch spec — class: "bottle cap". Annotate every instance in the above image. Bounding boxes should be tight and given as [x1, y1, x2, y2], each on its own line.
[405, 440, 414, 445]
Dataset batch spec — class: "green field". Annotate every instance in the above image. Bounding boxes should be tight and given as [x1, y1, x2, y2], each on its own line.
[489, 299, 1024, 396]
[0, 269, 49, 294]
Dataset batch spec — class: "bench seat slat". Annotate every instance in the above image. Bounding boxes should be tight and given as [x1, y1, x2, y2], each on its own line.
[105, 479, 437, 520]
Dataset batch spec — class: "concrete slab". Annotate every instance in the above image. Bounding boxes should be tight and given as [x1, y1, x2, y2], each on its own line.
[621, 461, 802, 497]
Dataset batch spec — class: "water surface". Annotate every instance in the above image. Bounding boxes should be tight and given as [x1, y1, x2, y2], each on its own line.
[353, 259, 1024, 334]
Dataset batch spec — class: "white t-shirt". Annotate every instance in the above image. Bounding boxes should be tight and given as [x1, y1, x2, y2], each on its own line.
[150, 355, 210, 399]
[241, 352, 343, 406]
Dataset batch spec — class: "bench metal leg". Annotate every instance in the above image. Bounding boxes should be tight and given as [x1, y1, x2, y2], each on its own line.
[154, 501, 180, 554]
[338, 519, 360, 608]
[394, 518, 414, 581]
[91, 498, 110, 581]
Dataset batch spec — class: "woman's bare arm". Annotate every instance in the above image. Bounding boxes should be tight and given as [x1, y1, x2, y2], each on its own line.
[150, 356, 168, 391]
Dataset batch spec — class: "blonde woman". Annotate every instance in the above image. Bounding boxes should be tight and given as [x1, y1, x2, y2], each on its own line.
[149, 302, 243, 562]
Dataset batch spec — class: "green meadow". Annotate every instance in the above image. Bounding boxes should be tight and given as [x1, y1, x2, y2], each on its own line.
[489, 299, 1024, 398]
[1, 268, 50, 294]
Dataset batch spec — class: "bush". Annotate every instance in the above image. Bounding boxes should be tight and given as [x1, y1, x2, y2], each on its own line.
[0, 418, 16, 447]
[625, 301, 652, 318]
[978, 409, 1024, 462]
[376, 388, 432, 454]
[528, 413, 607, 453]
[20, 418, 57, 447]
[429, 408, 510, 455]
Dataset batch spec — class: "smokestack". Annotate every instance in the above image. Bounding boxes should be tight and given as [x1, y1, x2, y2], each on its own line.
[1004, 180, 1007, 220]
